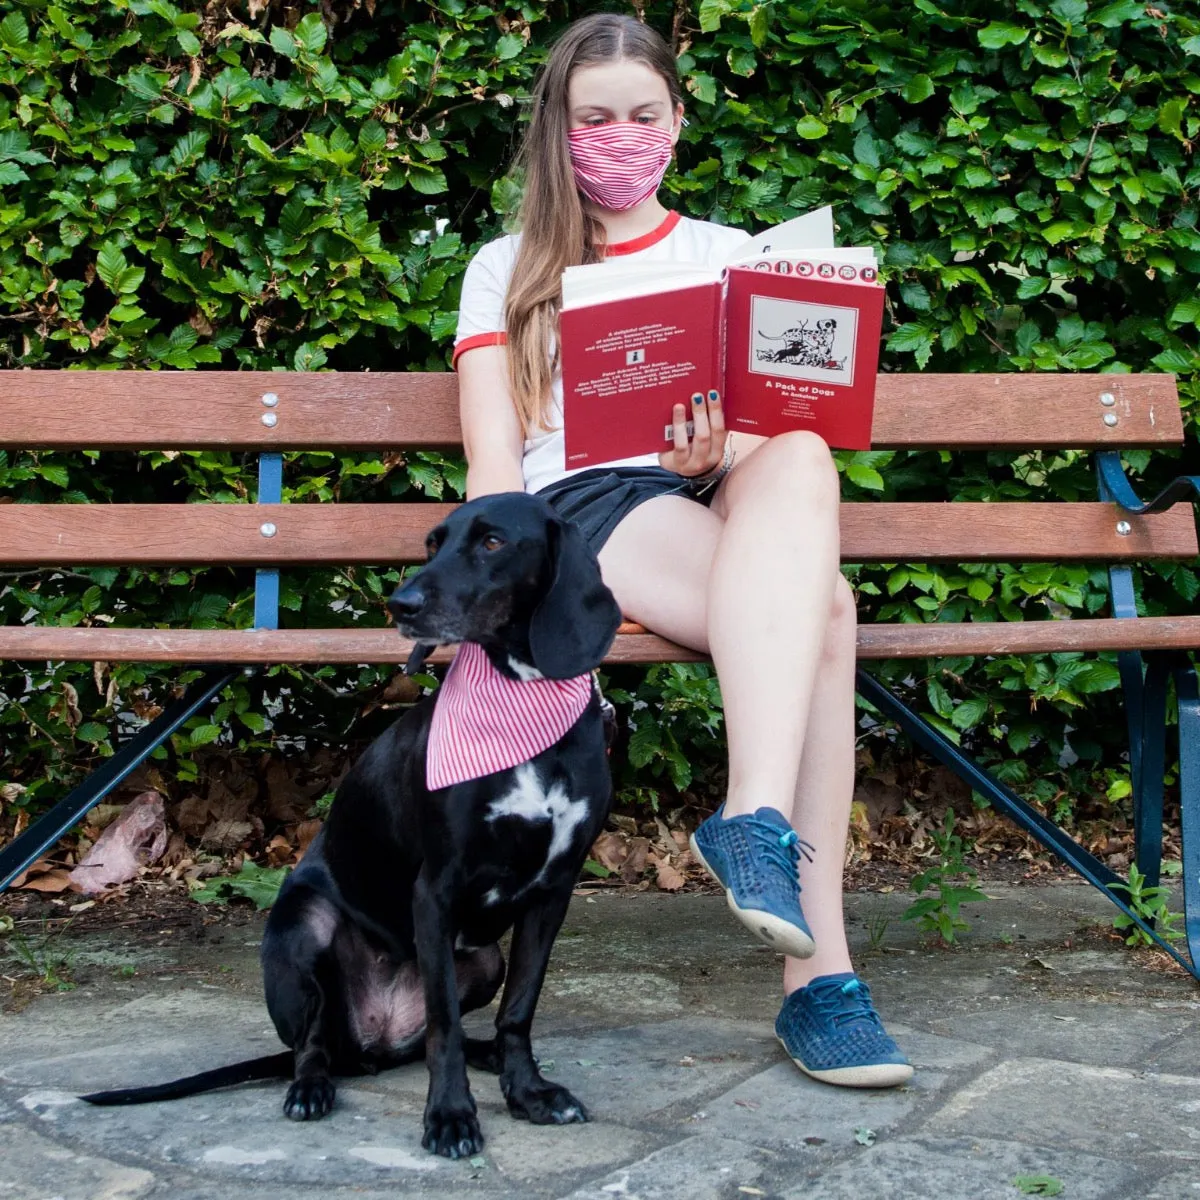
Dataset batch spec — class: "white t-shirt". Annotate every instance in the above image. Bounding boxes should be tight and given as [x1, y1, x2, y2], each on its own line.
[454, 211, 750, 495]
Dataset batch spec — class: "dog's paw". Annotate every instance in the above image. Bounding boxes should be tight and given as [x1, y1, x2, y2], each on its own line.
[283, 1076, 336, 1121]
[422, 1104, 484, 1159]
[505, 1081, 589, 1126]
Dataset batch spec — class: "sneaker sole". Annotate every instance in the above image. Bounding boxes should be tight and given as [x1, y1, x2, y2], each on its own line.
[689, 834, 816, 960]
[778, 1036, 914, 1088]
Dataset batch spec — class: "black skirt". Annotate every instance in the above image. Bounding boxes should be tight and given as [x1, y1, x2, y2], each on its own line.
[535, 466, 718, 554]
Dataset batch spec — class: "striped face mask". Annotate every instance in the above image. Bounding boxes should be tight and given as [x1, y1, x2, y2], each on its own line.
[567, 122, 674, 212]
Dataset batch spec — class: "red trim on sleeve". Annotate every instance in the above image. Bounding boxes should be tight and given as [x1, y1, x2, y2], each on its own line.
[604, 210, 682, 257]
[452, 331, 507, 369]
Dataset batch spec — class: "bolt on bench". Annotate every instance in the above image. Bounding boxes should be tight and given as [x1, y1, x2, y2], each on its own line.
[0, 371, 1197, 974]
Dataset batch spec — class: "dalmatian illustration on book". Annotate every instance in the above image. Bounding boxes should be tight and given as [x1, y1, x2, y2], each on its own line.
[750, 293, 858, 386]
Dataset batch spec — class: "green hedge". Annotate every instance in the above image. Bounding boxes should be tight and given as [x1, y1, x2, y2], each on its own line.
[1, 0, 1198, 827]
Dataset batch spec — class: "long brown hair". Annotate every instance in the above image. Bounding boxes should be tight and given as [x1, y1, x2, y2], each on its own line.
[505, 13, 683, 435]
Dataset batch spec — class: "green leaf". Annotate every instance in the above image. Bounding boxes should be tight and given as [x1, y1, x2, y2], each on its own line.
[1012, 1178, 1064, 1198]
[495, 33, 523, 60]
[293, 13, 327, 56]
[269, 27, 297, 59]
[748, 5, 769, 48]
[951, 698, 988, 730]
[1168, 297, 1200, 327]
[699, 0, 732, 33]
[76, 722, 110, 744]
[1158, 98, 1186, 140]
[846, 461, 884, 490]
[408, 167, 448, 195]
[358, 119, 386, 155]
[0, 12, 29, 48]
[977, 23, 1029, 49]
[1016, 276, 1050, 299]
[903, 74, 934, 104]
[795, 115, 828, 140]
[95, 242, 127, 291]
[192, 862, 291, 910]
[189, 723, 223, 746]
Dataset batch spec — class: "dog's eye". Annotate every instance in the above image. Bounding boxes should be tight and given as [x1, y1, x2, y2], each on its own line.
[481, 535, 506, 552]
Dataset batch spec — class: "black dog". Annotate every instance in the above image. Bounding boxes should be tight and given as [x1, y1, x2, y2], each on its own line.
[82, 492, 622, 1159]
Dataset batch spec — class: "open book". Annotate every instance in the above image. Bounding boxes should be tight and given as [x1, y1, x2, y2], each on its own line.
[559, 207, 884, 467]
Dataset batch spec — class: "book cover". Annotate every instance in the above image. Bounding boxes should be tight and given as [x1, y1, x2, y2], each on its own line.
[559, 208, 883, 466]
[560, 281, 723, 468]
[723, 258, 884, 450]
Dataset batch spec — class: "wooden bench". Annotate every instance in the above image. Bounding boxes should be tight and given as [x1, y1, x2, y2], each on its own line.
[1, 371, 1197, 973]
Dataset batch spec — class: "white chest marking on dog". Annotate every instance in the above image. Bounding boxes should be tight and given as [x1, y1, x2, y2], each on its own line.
[506, 656, 544, 682]
[487, 763, 588, 882]
[483, 887, 503, 906]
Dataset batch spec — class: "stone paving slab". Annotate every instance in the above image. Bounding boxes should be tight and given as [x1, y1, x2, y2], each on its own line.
[925, 1057, 1200, 1162]
[1, 885, 1198, 1199]
[776, 1135, 1144, 1200]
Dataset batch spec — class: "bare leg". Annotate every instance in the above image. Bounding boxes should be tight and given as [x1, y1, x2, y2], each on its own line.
[598, 433, 850, 980]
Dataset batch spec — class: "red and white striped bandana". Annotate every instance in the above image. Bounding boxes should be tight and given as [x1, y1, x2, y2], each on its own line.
[567, 122, 674, 213]
[426, 641, 594, 791]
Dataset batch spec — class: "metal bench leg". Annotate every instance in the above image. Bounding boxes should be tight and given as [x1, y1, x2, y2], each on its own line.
[1173, 661, 1200, 972]
[856, 667, 1198, 977]
[1133, 653, 1169, 891]
[0, 665, 237, 892]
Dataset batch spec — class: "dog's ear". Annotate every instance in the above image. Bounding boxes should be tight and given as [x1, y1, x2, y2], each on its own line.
[528, 516, 622, 680]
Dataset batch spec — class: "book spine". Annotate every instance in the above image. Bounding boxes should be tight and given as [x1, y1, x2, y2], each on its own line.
[717, 272, 729, 401]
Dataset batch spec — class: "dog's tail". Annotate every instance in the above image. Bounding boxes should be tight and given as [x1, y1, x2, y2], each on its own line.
[79, 1050, 295, 1106]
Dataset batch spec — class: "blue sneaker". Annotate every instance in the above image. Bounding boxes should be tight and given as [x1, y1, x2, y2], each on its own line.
[689, 804, 816, 959]
[776, 972, 913, 1088]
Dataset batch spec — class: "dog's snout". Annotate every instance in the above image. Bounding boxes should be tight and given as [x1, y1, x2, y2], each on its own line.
[387, 585, 426, 622]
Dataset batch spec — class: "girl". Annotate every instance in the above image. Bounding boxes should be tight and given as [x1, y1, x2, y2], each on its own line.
[453, 12, 911, 1089]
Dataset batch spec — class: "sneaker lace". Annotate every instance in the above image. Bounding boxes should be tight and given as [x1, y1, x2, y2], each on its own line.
[746, 818, 815, 882]
[811, 977, 883, 1031]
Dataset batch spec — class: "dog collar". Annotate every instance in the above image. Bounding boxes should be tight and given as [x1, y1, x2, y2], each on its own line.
[426, 642, 593, 790]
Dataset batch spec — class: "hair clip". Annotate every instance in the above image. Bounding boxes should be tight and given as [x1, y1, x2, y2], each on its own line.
[681, 116, 690, 127]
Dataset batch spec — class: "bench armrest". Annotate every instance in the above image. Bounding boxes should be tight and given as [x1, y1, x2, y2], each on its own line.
[1095, 450, 1200, 515]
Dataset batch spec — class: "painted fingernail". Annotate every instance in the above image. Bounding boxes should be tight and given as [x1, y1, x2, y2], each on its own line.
[708, 390, 720, 403]
[692, 393, 704, 406]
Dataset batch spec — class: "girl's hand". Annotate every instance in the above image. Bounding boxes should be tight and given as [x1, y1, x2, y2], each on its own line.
[659, 389, 727, 477]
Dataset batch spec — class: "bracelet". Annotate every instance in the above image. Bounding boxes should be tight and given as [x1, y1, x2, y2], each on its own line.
[694, 437, 736, 490]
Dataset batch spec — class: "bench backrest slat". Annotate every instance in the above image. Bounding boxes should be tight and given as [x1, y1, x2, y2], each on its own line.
[3, 502, 1195, 564]
[0, 372, 1182, 450]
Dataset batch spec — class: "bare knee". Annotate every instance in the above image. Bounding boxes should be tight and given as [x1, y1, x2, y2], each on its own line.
[721, 431, 839, 514]
[824, 575, 858, 663]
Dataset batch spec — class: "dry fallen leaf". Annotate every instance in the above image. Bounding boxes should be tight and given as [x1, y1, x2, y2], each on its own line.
[21, 869, 74, 894]
[654, 860, 686, 892]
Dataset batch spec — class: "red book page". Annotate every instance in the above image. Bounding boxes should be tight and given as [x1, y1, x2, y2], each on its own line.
[561, 282, 722, 468]
[722, 264, 884, 450]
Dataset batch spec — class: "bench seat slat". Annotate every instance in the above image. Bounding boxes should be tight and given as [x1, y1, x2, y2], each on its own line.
[0, 372, 1181, 449]
[2, 502, 1195, 564]
[2, 618, 1200, 664]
